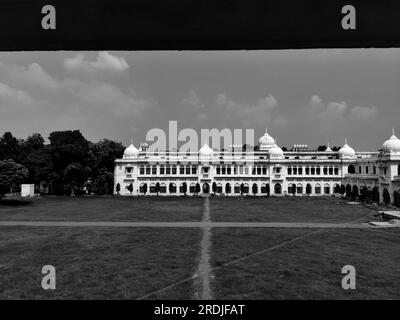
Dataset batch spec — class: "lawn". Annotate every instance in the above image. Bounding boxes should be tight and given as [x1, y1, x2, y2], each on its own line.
[0, 227, 201, 299]
[210, 196, 377, 223]
[210, 228, 400, 299]
[0, 196, 204, 222]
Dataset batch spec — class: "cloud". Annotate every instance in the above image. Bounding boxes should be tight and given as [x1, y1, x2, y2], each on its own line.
[215, 93, 286, 127]
[0, 82, 34, 107]
[64, 51, 129, 72]
[350, 106, 379, 120]
[181, 89, 205, 110]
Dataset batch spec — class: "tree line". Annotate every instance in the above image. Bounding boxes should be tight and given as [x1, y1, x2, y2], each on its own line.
[0, 130, 125, 198]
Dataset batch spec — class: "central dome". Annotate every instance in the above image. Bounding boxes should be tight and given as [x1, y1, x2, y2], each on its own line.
[259, 128, 275, 149]
[199, 143, 213, 157]
[382, 129, 400, 153]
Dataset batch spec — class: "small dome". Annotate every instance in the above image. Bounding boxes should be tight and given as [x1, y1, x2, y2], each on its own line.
[269, 144, 284, 158]
[382, 129, 400, 153]
[258, 128, 275, 147]
[325, 143, 332, 152]
[199, 143, 213, 156]
[123, 143, 139, 158]
[338, 139, 355, 158]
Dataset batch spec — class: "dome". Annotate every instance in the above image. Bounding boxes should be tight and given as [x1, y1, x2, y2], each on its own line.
[199, 143, 213, 156]
[269, 144, 284, 158]
[123, 142, 139, 158]
[338, 139, 355, 158]
[258, 128, 275, 148]
[382, 129, 400, 153]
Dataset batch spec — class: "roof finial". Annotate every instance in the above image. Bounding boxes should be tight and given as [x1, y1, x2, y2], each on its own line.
[130, 138, 133, 145]
[392, 128, 395, 136]
[327, 142, 330, 148]
[344, 137, 347, 145]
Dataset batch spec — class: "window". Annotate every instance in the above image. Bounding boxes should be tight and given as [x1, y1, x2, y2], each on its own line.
[160, 166, 164, 174]
[334, 166, 339, 175]
[234, 184, 240, 194]
[329, 166, 333, 175]
[189, 184, 196, 193]
[296, 183, 303, 194]
[257, 166, 261, 175]
[311, 166, 315, 175]
[373, 166, 377, 174]
[126, 167, 133, 174]
[244, 167, 249, 175]
[274, 183, 282, 194]
[192, 166, 197, 174]
[305, 166, 310, 175]
[234, 167, 238, 175]
[252, 167, 256, 175]
[152, 166, 157, 175]
[275, 167, 281, 174]
[298, 167, 303, 175]
[324, 183, 330, 194]
[239, 166, 243, 175]
[348, 165, 355, 174]
[359, 166, 362, 174]
[316, 167, 321, 175]
[227, 167, 231, 175]
[315, 183, 321, 194]
[222, 166, 226, 175]
[172, 166, 177, 175]
[216, 166, 221, 175]
[166, 166, 171, 175]
[180, 166, 185, 174]
[293, 167, 297, 175]
[365, 166, 369, 174]
[262, 166, 267, 175]
[145, 166, 150, 175]
[186, 166, 191, 174]
[323, 166, 328, 175]
[287, 167, 292, 175]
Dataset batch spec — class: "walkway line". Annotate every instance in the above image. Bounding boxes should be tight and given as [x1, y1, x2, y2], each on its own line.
[136, 228, 324, 300]
[194, 196, 212, 300]
[0, 221, 373, 228]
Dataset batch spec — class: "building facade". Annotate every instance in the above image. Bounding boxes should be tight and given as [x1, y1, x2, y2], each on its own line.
[114, 129, 400, 204]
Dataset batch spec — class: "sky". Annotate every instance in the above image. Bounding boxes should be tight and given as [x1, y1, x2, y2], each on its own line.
[0, 49, 399, 151]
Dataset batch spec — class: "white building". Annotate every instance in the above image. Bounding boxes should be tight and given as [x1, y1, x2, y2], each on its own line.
[114, 128, 400, 204]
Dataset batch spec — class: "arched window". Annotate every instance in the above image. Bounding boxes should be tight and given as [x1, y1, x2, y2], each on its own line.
[234, 183, 240, 194]
[296, 183, 303, 194]
[333, 183, 340, 193]
[315, 183, 321, 194]
[324, 183, 330, 194]
[160, 183, 167, 193]
[225, 183, 231, 194]
[306, 183, 312, 195]
[274, 183, 282, 194]
[189, 183, 196, 193]
[217, 184, 223, 193]
[348, 164, 355, 174]
[150, 183, 156, 193]
[243, 183, 249, 194]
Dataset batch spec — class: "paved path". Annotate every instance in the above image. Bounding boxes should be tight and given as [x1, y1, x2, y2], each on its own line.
[0, 220, 377, 228]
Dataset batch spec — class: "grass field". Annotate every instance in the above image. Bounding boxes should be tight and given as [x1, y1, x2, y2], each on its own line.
[0, 195, 399, 299]
[210, 228, 400, 299]
[0, 196, 203, 222]
[210, 196, 376, 223]
[0, 227, 201, 299]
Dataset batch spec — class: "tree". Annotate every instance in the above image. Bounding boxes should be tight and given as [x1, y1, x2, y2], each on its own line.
[169, 183, 174, 194]
[182, 182, 187, 196]
[291, 184, 296, 196]
[0, 159, 29, 197]
[393, 190, 400, 207]
[317, 145, 327, 151]
[127, 183, 133, 195]
[351, 185, 359, 201]
[240, 183, 245, 196]
[306, 184, 312, 196]
[0, 132, 22, 162]
[116, 183, 121, 195]
[345, 184, 352, 198]
[212, 182, 217, 195]
[266, 184, 270, 196]
[372, 186, 380, 203]
[359, 186, 368, 202]
[281, 147, 288, 151]
[225, 183, 231, 194]
[195, 183, 201, 195]
[383, 189, 391, 205]
[155, 182, 161, 196]
[142, 183, 148, 195]
[252, 183, 258, 195]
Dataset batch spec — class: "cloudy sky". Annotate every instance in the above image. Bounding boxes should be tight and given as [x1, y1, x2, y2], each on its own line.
[0, 49, 399, 150]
